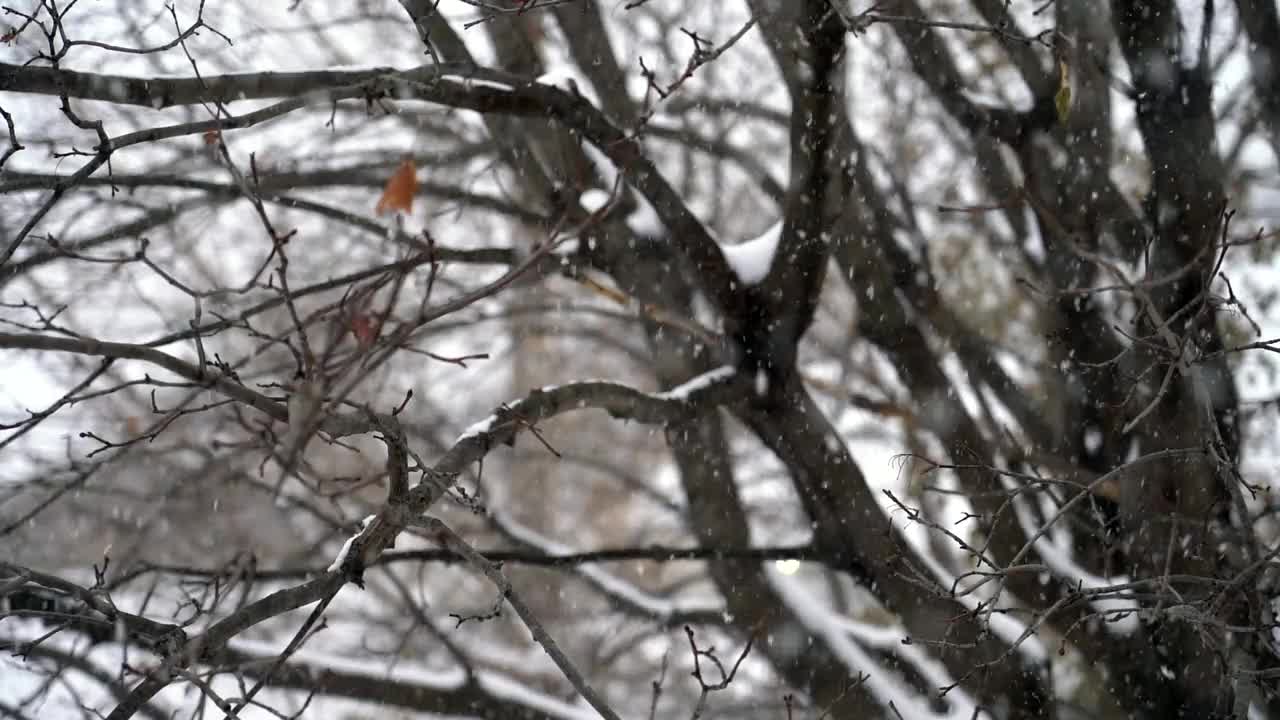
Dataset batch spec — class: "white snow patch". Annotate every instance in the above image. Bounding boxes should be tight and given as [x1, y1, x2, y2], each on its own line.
[754, 369, 769, 396]
[1007, 490, 1139, 634]
[624, 196, 664, 236]
[654, 366, 735, 400]
[328, 514, 377, 572]
[581, 140, 620, 190]
[536, 68, 581, 93]
[1083, 427, 1103, 454]
[721, 220, 783, 285]
[457, 414, 497, 443]
[878, 498, 1049, 661]
[824, 609, 984, 707]
[498, 513, 720, 620]
[533, 62, 604, 110]
[232, 635, 469, 688]
[440, 75, 513, 92]
[767, 567, 986, 719]
[823, 432, 844, 454]
[796, 59, 814, 84]
[579, 188, 612, 213]
[479, 672, 602, 720]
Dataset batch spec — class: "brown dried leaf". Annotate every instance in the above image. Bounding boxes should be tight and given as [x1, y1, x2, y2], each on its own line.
[375, 156, 418, 216]
[350, 313, 380, 348]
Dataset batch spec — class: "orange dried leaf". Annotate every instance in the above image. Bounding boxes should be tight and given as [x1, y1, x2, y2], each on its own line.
[376, 157, 418, 215]
[202, 129, 221, 146]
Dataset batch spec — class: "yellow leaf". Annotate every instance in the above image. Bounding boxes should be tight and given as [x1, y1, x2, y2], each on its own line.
[578, 276, 630, 305]
[1054, 59, 1072, 124]
[376, 156, 418, 216]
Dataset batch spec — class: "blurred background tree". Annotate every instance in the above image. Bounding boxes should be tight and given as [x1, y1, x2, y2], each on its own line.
[2, 1, 1280, 718]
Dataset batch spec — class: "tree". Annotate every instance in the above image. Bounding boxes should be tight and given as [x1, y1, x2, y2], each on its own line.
[2, 0, 1279, 718]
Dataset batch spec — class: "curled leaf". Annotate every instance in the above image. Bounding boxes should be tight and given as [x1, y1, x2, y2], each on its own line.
[376, 156, 418, 216]
[1054, 59, 1072, 124]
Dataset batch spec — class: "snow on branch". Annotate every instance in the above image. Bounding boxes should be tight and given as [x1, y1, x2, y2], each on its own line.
[655, 365, 737, 400]
[493, 512, 722, 623]
[767, 566, 982, 720]
[453, 367, 738, 446]
[328, 515, 378, 573]
[720, 221, 783, 286]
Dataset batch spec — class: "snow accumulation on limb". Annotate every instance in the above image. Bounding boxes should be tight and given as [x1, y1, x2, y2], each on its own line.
[578, 188, 612, 214]
[654, 366, 738, 400]
[455, 368, 738, 445]
[456, 414, 496, 444]
[535, 68, 585, 95]
[527, 367, 739, 407]
[766, 565, 984, 720]
[328, 515, 377, 573]
[496, 512, 722, 621]
[228, 636, 602, 719]
[721, 220, 783, 285]
[439, 75, 515, 92]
